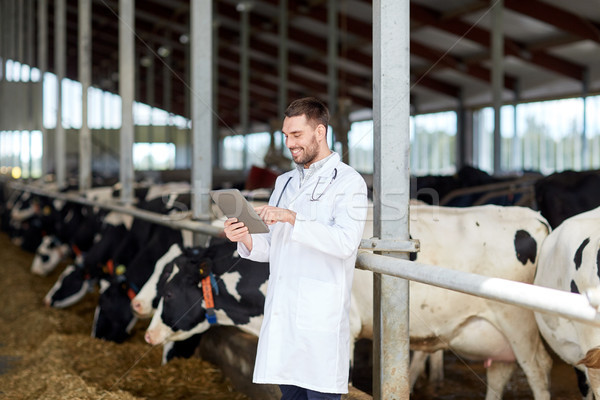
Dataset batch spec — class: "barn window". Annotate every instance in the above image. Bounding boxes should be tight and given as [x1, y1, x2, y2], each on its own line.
[133, 143, 176, 170]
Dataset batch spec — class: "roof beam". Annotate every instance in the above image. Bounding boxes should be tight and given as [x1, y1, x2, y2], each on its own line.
[411, 39, 518, 91]
[411, 2, 587, 81]
[504, 0, 600, 44]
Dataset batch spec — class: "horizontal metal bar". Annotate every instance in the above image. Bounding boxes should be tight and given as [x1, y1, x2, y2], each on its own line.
[10, 182, 224, 237]
[359, 238, 419, 253]
[356, 250, 600, 327]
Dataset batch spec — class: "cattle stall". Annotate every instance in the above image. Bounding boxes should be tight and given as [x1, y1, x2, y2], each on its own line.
[3, 0, 600, 399]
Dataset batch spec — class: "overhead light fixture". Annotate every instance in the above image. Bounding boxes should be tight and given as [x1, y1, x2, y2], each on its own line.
[140, 56, 152, 67]
[158, 46, 171, 58]
[236, 1, 254, 12]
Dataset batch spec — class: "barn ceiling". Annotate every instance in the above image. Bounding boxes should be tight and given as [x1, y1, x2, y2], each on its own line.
[42, 0, 600, 132]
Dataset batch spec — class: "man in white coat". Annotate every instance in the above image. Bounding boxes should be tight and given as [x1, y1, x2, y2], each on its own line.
[224, 97, 368, 399]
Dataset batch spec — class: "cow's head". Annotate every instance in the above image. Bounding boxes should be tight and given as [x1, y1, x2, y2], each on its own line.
[144, 253, 215, 345]
[32, 236, 70, 276]
[92, 274, 138, 343]
[44, 264, 93, 308]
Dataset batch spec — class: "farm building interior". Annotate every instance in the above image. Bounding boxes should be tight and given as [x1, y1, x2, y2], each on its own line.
[1, 1, 600, 399]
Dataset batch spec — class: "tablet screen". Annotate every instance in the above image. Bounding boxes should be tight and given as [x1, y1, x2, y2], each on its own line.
[210, 189, 270, 234]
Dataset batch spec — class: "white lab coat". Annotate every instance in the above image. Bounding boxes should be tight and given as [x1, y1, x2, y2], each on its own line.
[238, 152, 368, 394]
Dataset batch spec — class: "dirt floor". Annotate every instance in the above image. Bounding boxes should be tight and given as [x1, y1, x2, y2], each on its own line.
[0, 231, 250, 400]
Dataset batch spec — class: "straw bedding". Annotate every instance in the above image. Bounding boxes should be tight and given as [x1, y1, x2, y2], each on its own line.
[0, 232, 250, 400]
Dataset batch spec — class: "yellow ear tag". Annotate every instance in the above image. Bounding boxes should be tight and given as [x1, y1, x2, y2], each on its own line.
[115, 265, 126, 275]
[199, 268, 204, 275]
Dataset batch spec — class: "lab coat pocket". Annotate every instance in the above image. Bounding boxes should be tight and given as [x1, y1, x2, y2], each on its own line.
[296, 277, 342, 332]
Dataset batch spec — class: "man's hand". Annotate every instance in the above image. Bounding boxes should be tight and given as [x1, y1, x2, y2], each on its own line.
[223, 218, 253, 251]
[255, 205, 296, 226]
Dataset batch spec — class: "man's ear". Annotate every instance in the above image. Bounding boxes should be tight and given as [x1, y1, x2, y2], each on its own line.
[316, 124, 327, 141]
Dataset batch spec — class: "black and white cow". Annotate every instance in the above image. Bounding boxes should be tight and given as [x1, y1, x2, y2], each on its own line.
[142, 203, 551, 399]
[533, 205, 600, 399]
[143, 240, 269, 346]
[43, 211, 133, 307]
[351, 204, 552, 400]
[41, 184, 189, 304]
[91, 193, 194, 343]
[30, 186, 119, 276]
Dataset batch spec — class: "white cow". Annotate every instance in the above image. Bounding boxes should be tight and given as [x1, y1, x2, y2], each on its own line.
[351, 204, 552, 400]
[534, 206, 600, 400]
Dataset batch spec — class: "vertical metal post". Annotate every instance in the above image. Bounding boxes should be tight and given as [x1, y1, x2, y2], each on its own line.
[119, 0, 134, 204]
[372, 1, 411, 399]
[457, 91, 465, 169]
[239, 3, 250, 168]
[327, 0, 338, 121]
[38, 0, 48, 176]
[190, 0, 213, 243]
[27, 0, 34, 178]
[162, 31, 172, 150]
[582, 69, 589, 170]
[277, 0, 288, 119]
[17, 0, 23, 63]
[0, 0, 4, 71]
[8, 0, 15, 62]
[146, 43, 155, 163]
[512, 81, 520, 171]
[79, 0, 92, 191]
[211, 9, 219, 168]
[55, 0, 66, 187]
[491, 0, 503, 175]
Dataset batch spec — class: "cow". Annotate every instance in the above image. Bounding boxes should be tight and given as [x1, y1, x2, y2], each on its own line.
[533, 205, 600, 399]
[141, 203, 551, 398]
[413, 165, 534, 207]
[43, 211, 133, 307]
[29, 185, 124, 275]
[350, 204, 552, 400]
[143, 239, 269, 346]
[91, 193, 194, 343]
[534, 169, 600, 229]
[41, 184, 188, 304]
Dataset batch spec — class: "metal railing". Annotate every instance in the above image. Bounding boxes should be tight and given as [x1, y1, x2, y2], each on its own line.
[9, 179, 600, 327]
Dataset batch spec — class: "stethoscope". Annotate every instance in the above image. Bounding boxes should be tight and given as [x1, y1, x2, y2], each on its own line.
[275, 168, 338, 206]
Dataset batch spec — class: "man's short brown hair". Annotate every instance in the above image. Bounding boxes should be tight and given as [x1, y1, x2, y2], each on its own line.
[284, 97, 329, 132]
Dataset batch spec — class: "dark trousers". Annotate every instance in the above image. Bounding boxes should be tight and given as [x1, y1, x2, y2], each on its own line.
[279, 385, 342, 400]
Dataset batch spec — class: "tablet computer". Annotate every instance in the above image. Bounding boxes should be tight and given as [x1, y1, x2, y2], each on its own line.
[209, 189, 270, 234]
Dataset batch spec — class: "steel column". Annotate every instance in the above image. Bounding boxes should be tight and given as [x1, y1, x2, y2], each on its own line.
[78, 0, 92, 191]
[372, 1, 411, 399]
[512, 81, 520, 171]
[240, 3, 250, 167]
[38, 0, 48, 176]
[146, 43, 155, 168]
[119, 0, 134, 204]
[17, 0, 23, 63]
[491, 0, 504, 174]
[55, 0, 66, 188]
[327, 0, 338, 119]
[277, 0, 288, 118]
[26, 0, 34, 178]
[190, 0, 213, 238]
[582, 69, 589, 170]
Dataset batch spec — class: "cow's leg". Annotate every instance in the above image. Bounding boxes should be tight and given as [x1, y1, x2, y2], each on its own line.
[428, 350, 444, 384]
[484, 361, 516, 400]
[409, 351, 428, 391]
[497, 313, 552, 400]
